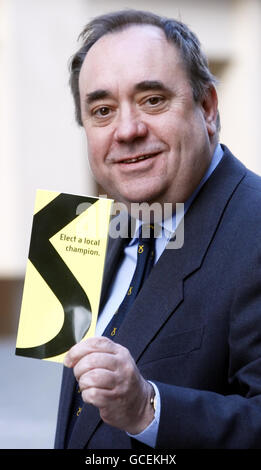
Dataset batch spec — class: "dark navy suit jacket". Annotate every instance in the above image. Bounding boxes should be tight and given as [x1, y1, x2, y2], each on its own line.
[55, 145, 261, 448]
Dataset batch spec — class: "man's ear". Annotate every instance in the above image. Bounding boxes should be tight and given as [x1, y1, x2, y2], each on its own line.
[201, 85, 218, 138]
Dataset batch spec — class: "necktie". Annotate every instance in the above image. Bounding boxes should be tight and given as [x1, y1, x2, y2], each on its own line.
[102, 223, 155, 338]
[65, 224, 155, 444]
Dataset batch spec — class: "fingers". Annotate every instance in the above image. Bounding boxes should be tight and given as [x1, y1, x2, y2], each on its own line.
[64, 336, 118, 368]
[73, 351, 117, 381]
[79, 368, 116, 393]
[64, 337, 130, 398]
[62, 336, 154, 433]
[81, 386, 115, 409]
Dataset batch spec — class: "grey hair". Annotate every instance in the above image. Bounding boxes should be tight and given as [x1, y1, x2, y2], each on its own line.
[69, 9, 220, 131]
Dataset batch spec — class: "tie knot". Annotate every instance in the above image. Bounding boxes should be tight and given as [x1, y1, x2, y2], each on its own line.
[138, 224, 155, 244]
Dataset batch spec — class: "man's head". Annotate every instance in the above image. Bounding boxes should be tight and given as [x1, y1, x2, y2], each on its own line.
[70, 10, 219, 209]
[70, 10, 219, 130]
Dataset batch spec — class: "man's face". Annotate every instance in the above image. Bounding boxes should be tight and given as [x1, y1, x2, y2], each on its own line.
[79, 25, 218, 210]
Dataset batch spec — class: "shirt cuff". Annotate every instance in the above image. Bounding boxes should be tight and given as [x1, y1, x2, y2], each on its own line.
[127, 381, 160, 448]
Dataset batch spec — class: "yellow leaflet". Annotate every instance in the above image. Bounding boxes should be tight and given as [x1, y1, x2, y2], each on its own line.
[49, 198, 112, 340]
[16, 259, 64, 348]
[15, 190, 113, 363]
[34, 189, 60, 214]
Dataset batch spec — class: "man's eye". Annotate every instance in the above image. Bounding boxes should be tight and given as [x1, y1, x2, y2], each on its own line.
[148, 96, 161, 105]
[140, 95, 167, 113]
[94, 106, 111, 117]
[146, 96, 164, 106]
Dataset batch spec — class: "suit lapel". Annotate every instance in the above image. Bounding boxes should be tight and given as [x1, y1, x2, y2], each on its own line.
[67, 147, 246, 448]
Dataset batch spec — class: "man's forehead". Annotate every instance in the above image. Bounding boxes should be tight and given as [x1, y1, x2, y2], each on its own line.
[79, 24, 183, 89]
[88, 23, 167, 52]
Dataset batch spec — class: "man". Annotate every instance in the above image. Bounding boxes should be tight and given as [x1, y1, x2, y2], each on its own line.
[55, 10, 261, 448]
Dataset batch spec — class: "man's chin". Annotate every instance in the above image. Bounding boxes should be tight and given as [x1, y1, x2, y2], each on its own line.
[118, 191, 159, 206]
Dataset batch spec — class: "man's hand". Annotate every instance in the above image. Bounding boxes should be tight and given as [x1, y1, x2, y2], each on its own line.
[64, 337, 154, 434]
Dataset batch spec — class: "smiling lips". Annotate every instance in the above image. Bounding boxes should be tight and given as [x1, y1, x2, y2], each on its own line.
[117, 152, 160, 164]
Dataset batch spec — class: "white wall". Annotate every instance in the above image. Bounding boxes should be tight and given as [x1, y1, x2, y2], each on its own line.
[0, 0, 95, 277]
[85, 0, 234, 58]
[218, 0, 261, 172]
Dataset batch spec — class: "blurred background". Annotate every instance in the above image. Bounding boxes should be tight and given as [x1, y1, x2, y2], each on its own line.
[1, 0, 261, 449]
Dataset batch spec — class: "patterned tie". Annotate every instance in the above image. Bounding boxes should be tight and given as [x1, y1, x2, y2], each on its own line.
[65, 224, 156, 444]
[102, 223, 155, 338]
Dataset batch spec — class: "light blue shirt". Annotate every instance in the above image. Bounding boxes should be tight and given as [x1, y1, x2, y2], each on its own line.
[95, 143, 224, 447]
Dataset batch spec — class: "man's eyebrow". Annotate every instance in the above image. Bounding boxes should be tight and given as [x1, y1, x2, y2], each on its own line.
[134, 80, 172, 94]
[85, 89, 113, 105]
[84, 81, 172, 106]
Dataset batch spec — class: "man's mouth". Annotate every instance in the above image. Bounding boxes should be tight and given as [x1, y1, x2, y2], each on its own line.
[118, 153, 159, 164]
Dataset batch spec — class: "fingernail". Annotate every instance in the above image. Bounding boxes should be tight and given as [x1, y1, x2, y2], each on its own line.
[64, 355, 72, 368]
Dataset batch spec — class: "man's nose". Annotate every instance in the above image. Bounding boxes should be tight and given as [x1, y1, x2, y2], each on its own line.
[114, 108, 148, 143]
